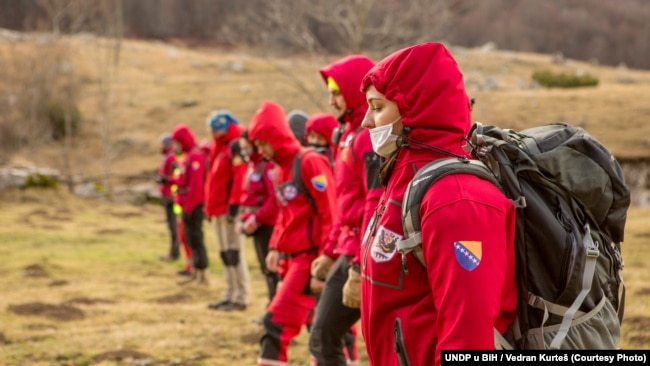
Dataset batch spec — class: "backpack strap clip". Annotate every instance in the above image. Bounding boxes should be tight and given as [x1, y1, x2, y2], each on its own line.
[397, 233, 423, 272]
[512, 196, 527, 208]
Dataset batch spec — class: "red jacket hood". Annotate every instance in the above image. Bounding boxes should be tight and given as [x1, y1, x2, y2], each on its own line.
[305, 113, 339, 146]
[162, 145, 174, 155]
[171, 124, 196, 152]
[320, 55, 374, 129]
[248, 101, 302, 167]
[214, 122, 244, 147]
[361, 42, 471, 156]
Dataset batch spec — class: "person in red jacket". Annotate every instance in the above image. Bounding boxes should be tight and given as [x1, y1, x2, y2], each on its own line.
[304, 113, 339, 167]
[156, 132, 180, 262]
[248, 101, 337, 366]
[287, 109, 309, 146]
[170, 124, 209, 284]
[237, 129, 280, 303]
[308, 55, 383, 366]
[204, 110, 250, 311]
[172, 152, 195, 277]
[359, 42, 518, 366]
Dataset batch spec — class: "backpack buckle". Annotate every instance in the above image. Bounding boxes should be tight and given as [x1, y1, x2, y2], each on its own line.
[584, 224, 600, 258]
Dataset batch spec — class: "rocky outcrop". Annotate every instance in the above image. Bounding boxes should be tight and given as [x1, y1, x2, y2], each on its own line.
[0, 166, 60, 189]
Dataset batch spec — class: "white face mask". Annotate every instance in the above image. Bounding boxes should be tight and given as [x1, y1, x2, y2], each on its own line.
[369, 117, 400, 157]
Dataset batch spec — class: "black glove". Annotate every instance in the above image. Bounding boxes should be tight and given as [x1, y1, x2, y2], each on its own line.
[226, 204, 239, 223]
[155, 175, 169, 184]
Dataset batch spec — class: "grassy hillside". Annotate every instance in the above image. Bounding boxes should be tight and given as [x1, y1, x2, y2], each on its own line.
[3, 33, 650, 181]
[0, 188, 648, 365]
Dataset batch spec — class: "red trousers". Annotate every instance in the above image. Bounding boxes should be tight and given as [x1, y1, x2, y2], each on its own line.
[258, 252, 318, 365]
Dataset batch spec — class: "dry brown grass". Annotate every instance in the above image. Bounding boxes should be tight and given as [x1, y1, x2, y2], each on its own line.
[4, 33, 650, 177]
[0, 190, 648, 365]
[0, 188, 315, 365]
[1, 33, 649, 365]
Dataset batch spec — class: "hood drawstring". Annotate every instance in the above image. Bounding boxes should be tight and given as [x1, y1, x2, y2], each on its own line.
[378, 126, 410, 186]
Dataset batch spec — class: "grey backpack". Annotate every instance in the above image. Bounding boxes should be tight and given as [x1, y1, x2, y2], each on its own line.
[399, 122, 629, 350]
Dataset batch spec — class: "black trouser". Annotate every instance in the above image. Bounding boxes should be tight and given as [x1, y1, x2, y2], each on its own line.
[252, 224, 279, 302]
[309, 255, 360, 366]
[182, 204, 208, 270]
[162, 197, 180, 258]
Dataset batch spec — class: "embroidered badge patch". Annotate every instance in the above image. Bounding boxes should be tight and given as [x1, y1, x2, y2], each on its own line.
[249, 172, 261, 182]
[370, 226, 401, 263]
[282, 184, 298, 200]
[454, 241, 482, 271]
[311, 174, 328, 192]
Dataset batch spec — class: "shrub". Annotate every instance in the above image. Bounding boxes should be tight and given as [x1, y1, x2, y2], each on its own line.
[25, 174, 59, 189]
[46, 100, 82, 141]
[532, 70, 599, 88]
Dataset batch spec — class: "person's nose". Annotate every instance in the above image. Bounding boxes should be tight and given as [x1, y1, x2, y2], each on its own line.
[361, 109, 374, 129]
[328, 94, 337, 107]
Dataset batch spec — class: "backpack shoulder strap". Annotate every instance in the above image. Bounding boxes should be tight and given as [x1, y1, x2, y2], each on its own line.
[399, 158, 500, 270]
[292, 147, 318, 213]
[228, 138, 242, 157]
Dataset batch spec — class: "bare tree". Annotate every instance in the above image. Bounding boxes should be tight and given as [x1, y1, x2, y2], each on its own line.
[36, 0, 91, 34]
[32, 0, 93, 192]
[87, 0, 123, 199]
[231, 0, 476, 55]
[307, 0, 376, 53]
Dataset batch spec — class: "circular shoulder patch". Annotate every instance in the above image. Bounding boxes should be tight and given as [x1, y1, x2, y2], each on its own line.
[282, 184, 298, 200]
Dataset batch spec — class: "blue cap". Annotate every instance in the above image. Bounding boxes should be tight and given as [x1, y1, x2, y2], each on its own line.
[207, 110, 239, 131]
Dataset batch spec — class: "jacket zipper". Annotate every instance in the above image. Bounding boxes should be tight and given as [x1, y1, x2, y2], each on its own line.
[394, 318, 412, 366]
[362, 194, 387, 269]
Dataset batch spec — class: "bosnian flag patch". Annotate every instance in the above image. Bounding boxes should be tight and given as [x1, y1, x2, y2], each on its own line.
[311, 174, 328, 192]
[454, 241, 482, 271]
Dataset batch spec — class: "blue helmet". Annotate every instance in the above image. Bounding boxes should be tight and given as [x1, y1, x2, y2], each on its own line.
[207, 109, 239, 132]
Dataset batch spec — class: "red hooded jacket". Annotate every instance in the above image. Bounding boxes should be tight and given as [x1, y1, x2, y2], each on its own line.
[248, 101, 337, 255]
[319, 55, 383, 259]
[305, 113, 339, 151]
[204, 123, 246, 216]
[359, 43, 518, 366]
[171, 124, 205, 214]
[239, 151, 278, 226]
[304, 112, 338, 167]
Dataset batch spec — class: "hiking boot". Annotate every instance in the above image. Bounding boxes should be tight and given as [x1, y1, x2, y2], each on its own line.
[222, 302, 247, 312]
[207, 300, 231, 310]
[177, 269, 193, 277]
[159, 255, 178, 262]
[177, 270, 197, 285]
